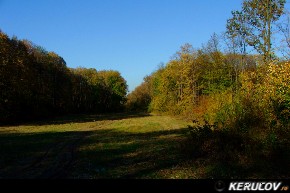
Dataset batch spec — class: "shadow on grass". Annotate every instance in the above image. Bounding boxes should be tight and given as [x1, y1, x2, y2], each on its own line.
[72, 128, 190, 179]
[2, 120, 288, 179]
[182, 128, 290, 179]
[1, 112, 151, 127]
[0, 130, 95, 179]
[202, 145, 290, 179]
[0, 126, 190, 179]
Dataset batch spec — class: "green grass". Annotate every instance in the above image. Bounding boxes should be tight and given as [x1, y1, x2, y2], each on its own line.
[0, 113, 199, 179]
[2, 113, 288, 179]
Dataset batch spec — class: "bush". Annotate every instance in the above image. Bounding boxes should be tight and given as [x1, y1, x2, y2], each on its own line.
[182, 120, 247, 163]
[182, 62, 290, 178]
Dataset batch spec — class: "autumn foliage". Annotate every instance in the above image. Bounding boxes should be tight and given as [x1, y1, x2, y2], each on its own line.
[128, 42, 289, 176]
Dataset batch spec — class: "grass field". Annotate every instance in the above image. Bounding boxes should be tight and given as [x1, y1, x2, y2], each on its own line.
[0, 113, 200, 179]
[1, 113, 288, 179]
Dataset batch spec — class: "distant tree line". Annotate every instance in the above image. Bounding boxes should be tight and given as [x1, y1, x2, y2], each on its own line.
[0, 31, 128, 124]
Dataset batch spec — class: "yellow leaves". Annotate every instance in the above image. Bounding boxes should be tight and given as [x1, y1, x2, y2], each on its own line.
[239, 62, 290, 127]
[0, 31, 9, 41]
[266, 62, 290, 97]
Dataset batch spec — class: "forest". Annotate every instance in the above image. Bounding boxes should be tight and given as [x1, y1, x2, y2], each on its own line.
[126, 0, 289, 176]
[128, 0, 289, 129]
[0, 32, 128, 123]
[0, 0, 289, 179]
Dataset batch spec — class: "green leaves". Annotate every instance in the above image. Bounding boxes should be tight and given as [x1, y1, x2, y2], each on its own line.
[227, 0, 286, 64]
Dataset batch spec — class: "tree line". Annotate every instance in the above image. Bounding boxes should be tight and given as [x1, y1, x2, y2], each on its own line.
[0, 31, 128, 124]
[128, 0, 289, 128]
[127, 0, 289, 168]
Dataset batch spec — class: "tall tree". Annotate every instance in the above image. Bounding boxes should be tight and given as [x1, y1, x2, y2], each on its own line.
[277, 10, 290, 59]
[227, 0, 286, 64]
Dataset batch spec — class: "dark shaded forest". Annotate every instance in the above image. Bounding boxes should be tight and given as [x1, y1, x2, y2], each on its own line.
[0, 31, 128, 124]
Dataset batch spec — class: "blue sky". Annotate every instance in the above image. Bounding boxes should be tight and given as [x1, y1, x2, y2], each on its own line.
[0, 0, 245, 92]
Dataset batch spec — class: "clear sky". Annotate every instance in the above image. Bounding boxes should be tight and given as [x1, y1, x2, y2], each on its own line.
[0, 0, 244, 92]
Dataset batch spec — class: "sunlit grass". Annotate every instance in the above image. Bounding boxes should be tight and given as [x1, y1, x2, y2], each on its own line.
[0, 113, 197, 179]
[1, 113, 288, 179]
